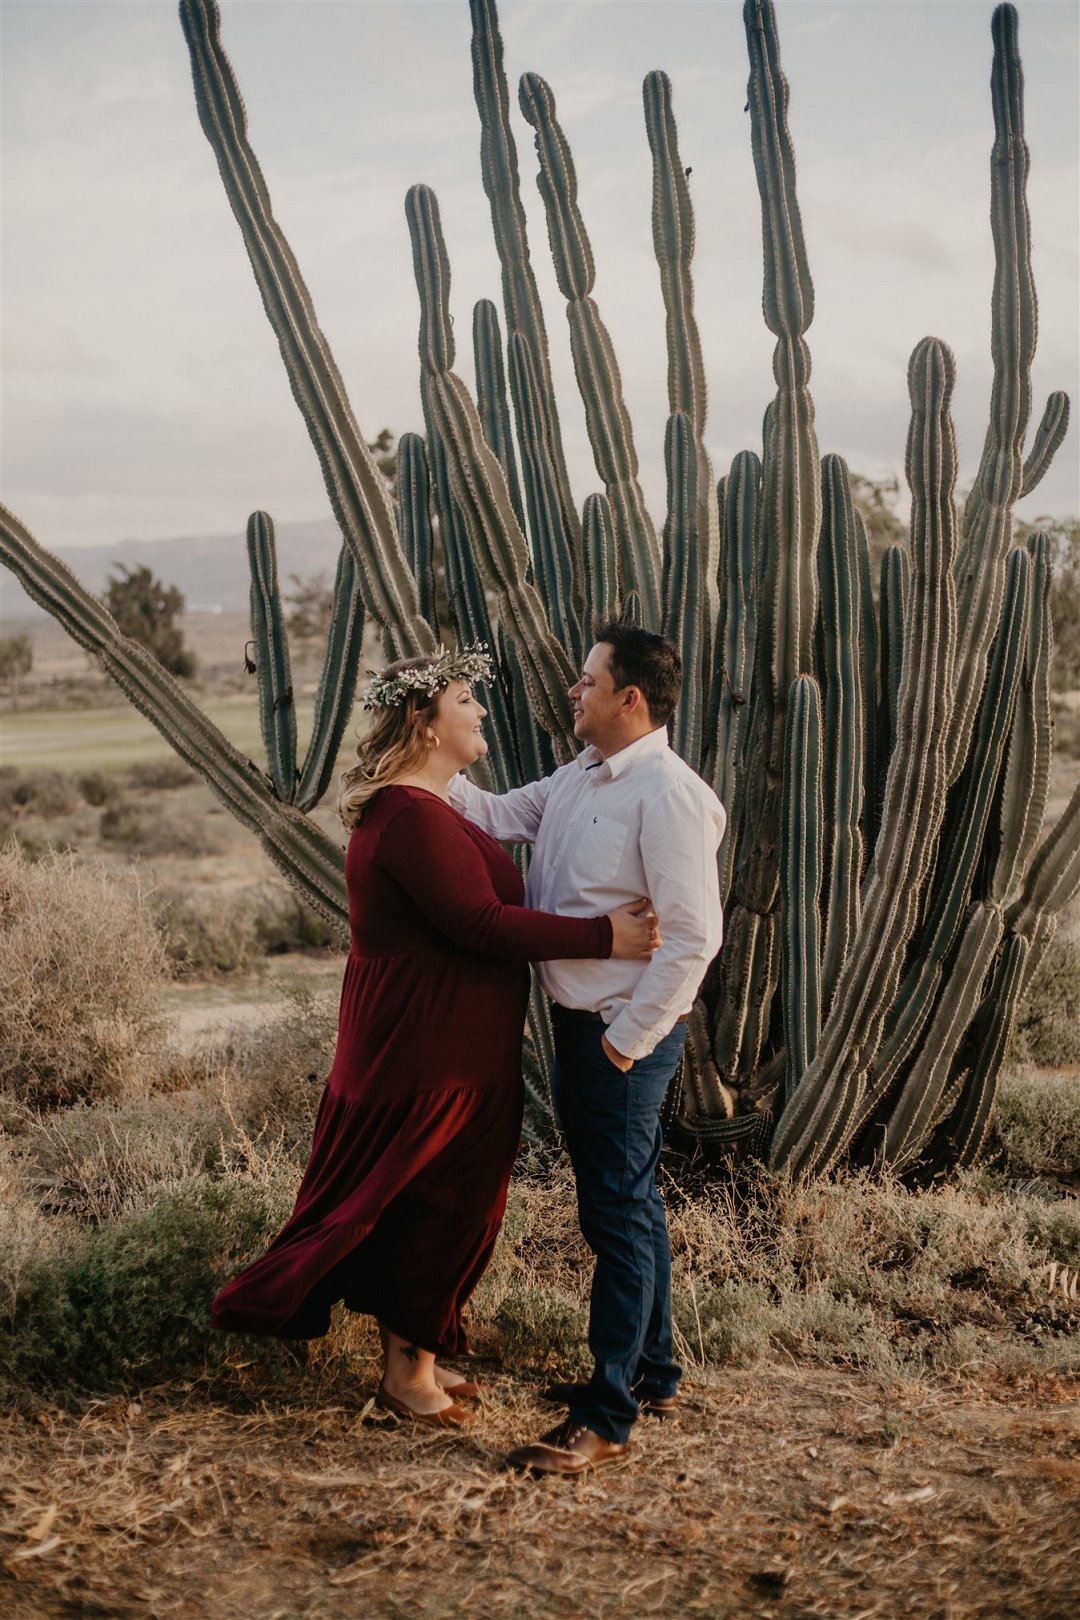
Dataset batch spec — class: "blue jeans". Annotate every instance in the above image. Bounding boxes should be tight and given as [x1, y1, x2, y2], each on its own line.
[550, 1007, 686, 1444]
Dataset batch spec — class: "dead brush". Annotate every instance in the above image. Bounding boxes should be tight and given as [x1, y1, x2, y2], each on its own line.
[989, 1062, 1080, 1183]
[0, 845, 167, 1109]
[7, 1093, 224, 1224]
[475, 1157, 1080, 1380]
[172, 986, 334, 1151]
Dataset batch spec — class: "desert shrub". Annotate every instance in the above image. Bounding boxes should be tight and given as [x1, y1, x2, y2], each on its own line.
[12, 1093, 224, 1223]
[0, 817, 51, 860]
[1051, 698, 1080, 760]
[0, 1172, 294, 1398]
[153, 885, 262, 975]
[0, 767, 20, 817]
[126, 758, 198, 791]
[98, 803, 142, 845]
[474, 1157, 1080, 1378]
[251, 887, 340, 955]
[990, 1066, 1080, 1181]
[154, 987, 335, 1152]
[673, 1279, 773, 1367]
[2, 1122, 1077, 1396]
[76, 769, 119, 807]
[1009, 937, 1080, 1066]
[100, 802, 227, 859]
[490, 1287, 589, 1371]
[0, 846, 166, 1108]
[1019, 1199, 1080, 1269]
[151, 886, 341, 977]
[0, 768, 81, 819]
[200, 988, 334, 1151]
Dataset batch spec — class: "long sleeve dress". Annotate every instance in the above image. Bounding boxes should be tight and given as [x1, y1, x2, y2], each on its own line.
[211, 784, 612, 1355]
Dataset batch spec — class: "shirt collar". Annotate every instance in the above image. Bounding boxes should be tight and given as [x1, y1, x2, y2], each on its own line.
[575, 725, 670, 781]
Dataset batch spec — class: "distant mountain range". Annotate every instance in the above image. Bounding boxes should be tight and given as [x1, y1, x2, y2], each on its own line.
[0, 517, 344, 621]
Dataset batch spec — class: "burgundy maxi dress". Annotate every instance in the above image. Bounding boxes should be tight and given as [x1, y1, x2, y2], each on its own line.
[211, 784, 611, 1355]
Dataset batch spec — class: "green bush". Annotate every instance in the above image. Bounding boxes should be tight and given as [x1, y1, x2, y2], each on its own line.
[98, 802, 143, 845]
[203, 987, 333, 1151]
[2, 1102, 1077, 1399]
[152, 885, 342, 976]
[490, 1287, 589, 1372]
[673, 1279, 773, 1367]
[0, 1173, 293, 1399]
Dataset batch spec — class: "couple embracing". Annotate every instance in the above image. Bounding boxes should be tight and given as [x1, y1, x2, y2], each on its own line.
[212, 623, 725, 1477]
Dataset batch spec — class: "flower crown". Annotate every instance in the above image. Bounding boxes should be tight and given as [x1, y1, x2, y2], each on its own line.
[361, 642, 494, 710]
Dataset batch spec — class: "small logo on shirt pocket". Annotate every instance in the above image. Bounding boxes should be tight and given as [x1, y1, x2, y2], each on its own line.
[568, 815, 631, 889]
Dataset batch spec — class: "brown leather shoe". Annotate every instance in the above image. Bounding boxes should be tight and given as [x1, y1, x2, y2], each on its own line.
[540, 1380, 680, 1419]
[507, 1418, 630, 1476]
[441, 1379, 482, 1402]
[375, 1386, 472, 1428]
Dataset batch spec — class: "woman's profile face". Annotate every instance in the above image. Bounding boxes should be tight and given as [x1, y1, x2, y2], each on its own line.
[429, 680, 488, 768]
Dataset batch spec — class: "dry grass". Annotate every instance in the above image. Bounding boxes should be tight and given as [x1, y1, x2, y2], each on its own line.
[1009, 937, 1080, 1069]
[1, 737, 1077, 1613]
[0, 846, 166, 1108]
[473, 1156, 1080, 1385]
[991, 1065, 1080, 1184]
[1, 1364, 1077, 1619]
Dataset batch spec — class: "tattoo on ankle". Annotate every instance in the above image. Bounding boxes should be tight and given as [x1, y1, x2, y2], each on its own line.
[400, 1343, 420, 1362]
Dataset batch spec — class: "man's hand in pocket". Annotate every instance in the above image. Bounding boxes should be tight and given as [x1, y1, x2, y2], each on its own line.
[601, 1033, 633, 1073]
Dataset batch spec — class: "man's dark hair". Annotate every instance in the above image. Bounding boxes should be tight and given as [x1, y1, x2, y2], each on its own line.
[592, 620, 682, 726]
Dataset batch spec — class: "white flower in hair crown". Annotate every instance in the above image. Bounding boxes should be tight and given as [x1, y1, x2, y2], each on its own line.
[362, 642, 494, 710]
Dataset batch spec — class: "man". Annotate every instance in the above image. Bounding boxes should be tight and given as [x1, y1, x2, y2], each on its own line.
[450, 622, 726, 1476]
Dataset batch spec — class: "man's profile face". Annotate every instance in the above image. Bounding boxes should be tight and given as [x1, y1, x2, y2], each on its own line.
[568, 642, 627, 748]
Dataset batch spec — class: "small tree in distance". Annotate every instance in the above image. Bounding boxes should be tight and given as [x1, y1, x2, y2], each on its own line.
[105, 565, 196, 678]
[284, 571, 333, 644]
[0, 633, 33, 708]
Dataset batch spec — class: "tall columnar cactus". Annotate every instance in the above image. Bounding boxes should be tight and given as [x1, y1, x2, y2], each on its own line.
[2, 0, 1076, 1183]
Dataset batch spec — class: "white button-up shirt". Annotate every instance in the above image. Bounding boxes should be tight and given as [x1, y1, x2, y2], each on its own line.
[449, 726, 726, 1061]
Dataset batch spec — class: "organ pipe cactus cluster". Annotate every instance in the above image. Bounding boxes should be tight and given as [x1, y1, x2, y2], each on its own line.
[1, 0, 1077, 1178]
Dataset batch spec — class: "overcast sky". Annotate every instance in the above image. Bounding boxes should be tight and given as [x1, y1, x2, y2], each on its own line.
[2, 0, 1077, 562]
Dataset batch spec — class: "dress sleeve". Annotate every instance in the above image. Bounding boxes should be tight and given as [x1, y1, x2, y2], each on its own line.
[375, 797, 613, 963]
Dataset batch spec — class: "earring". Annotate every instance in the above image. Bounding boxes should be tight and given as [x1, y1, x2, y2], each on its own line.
[427, 732, 440, 749]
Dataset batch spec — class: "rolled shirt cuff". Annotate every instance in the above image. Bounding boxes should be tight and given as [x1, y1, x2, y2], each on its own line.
[604, 1008, 690, 1064]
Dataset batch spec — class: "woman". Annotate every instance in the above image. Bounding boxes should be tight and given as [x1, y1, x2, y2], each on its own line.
[211, 643, 659, 1426]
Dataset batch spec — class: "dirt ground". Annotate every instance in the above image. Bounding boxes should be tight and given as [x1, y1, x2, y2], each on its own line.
[2, 1363, 1077, 1620]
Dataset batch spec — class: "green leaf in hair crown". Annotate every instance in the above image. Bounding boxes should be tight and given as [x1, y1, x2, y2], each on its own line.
[362, 642, 495, 710]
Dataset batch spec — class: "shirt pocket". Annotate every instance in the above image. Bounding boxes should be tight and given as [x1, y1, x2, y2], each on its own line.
[565, 814, 632, 893]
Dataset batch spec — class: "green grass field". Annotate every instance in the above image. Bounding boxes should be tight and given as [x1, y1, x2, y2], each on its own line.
[1, 695, 282, 775]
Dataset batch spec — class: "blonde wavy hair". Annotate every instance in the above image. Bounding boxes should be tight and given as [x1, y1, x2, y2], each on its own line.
[337, 658, 444, 830]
